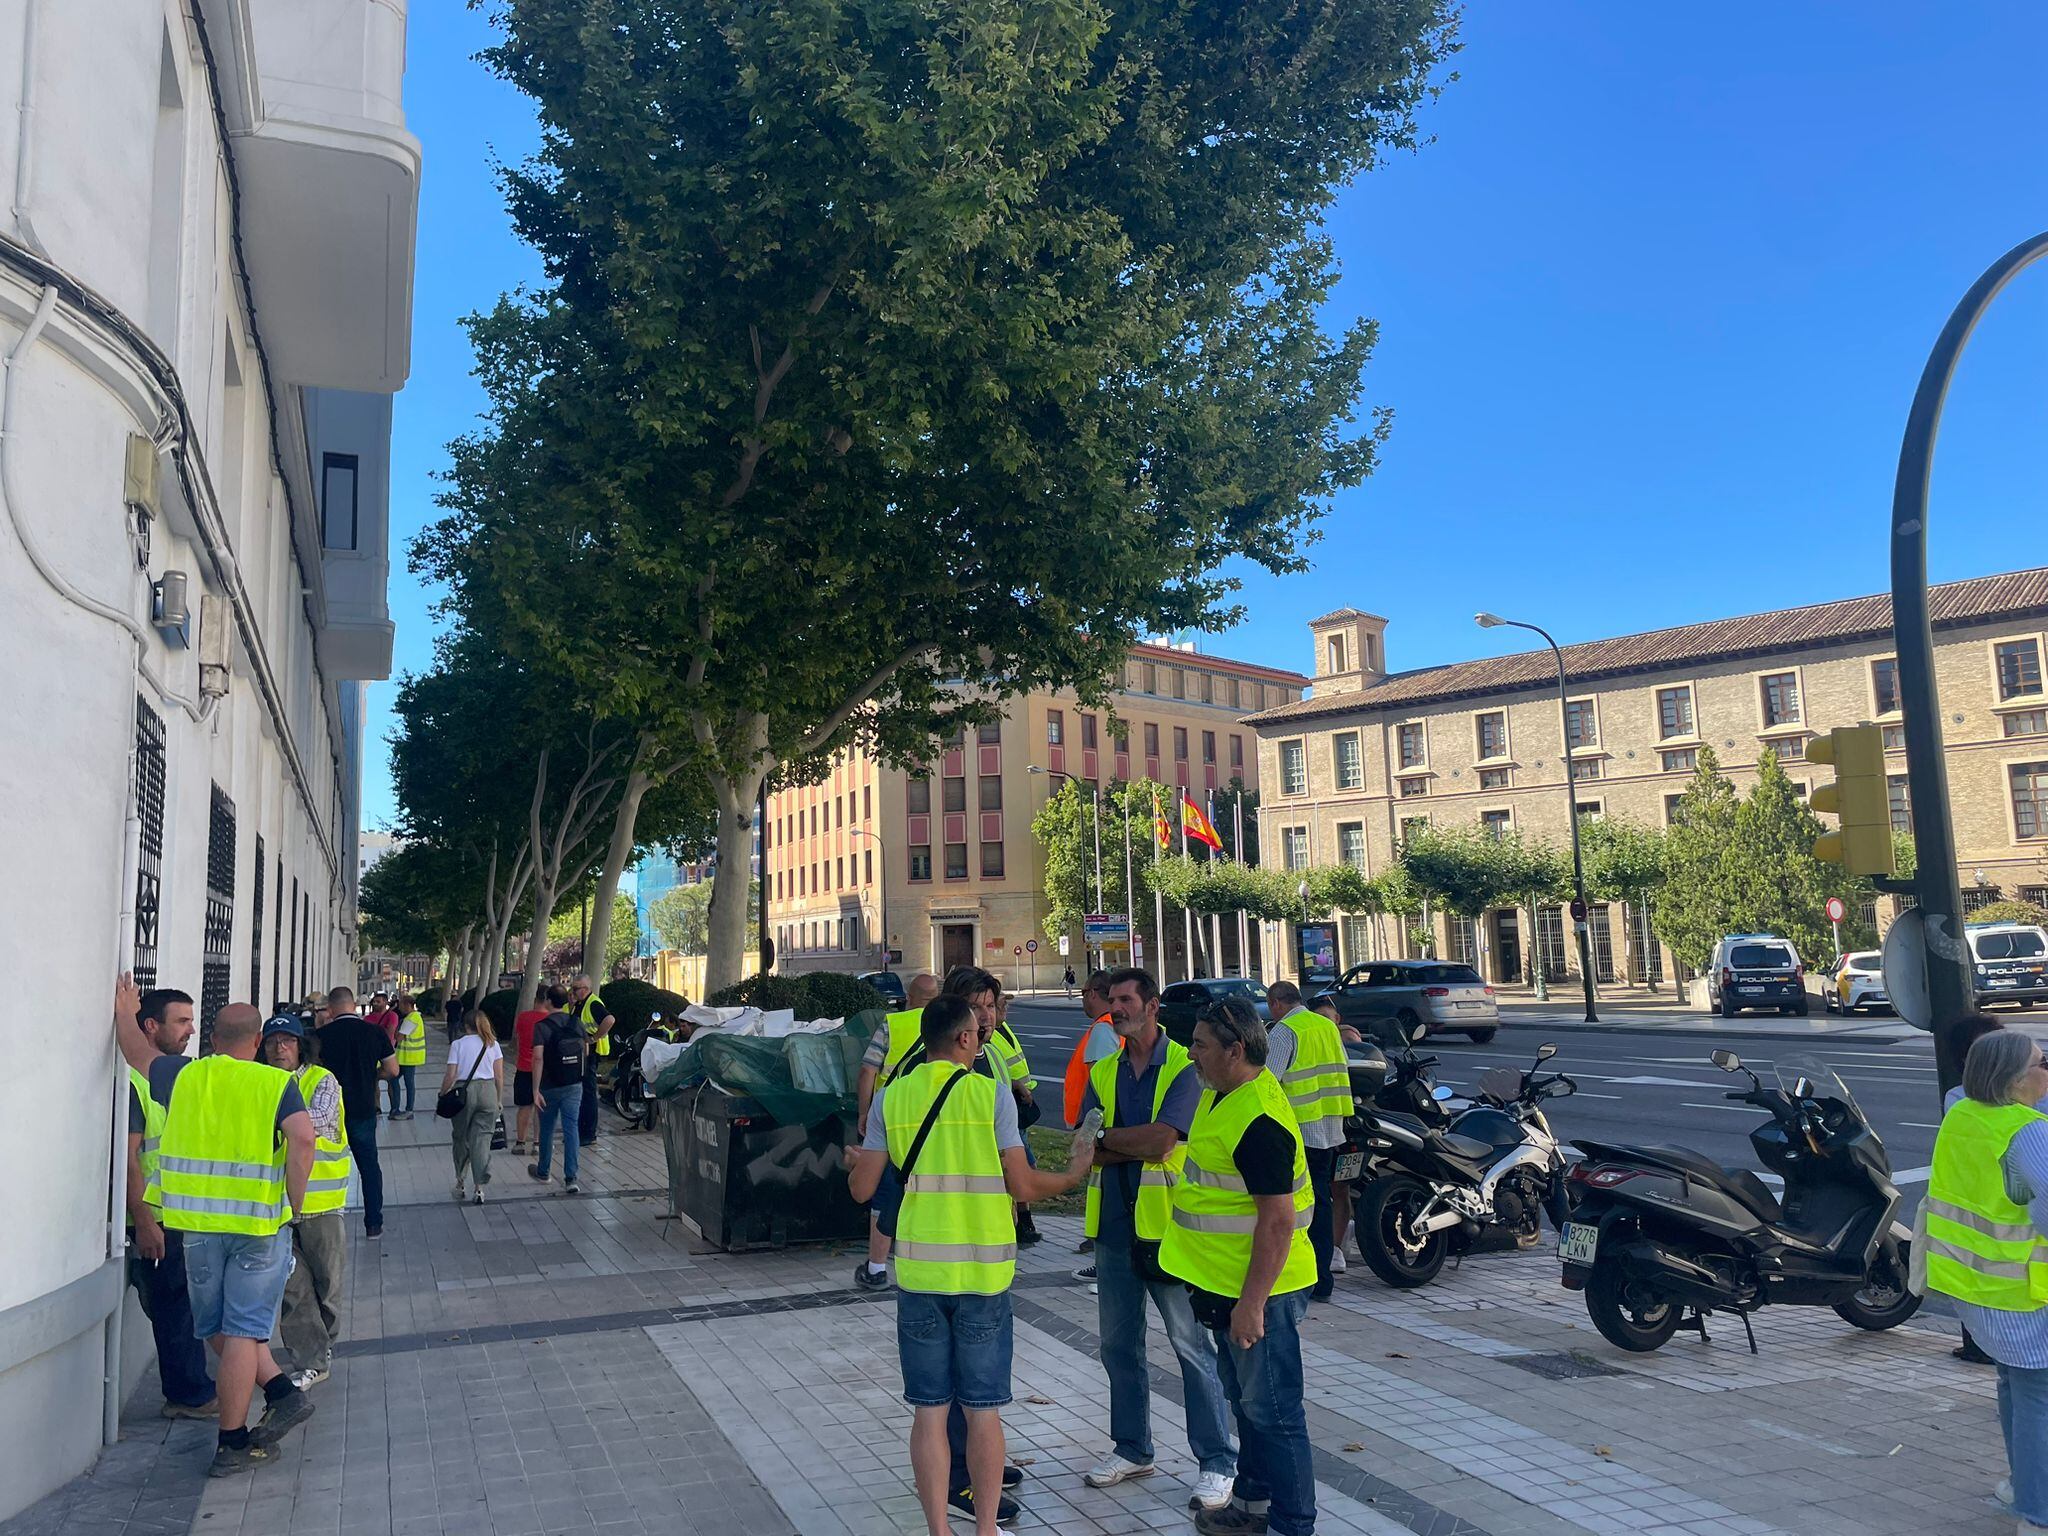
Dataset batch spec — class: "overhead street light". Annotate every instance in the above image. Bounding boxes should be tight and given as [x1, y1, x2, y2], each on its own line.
[850, 827, 888, 971]
[1475, 611, 1599, 1023]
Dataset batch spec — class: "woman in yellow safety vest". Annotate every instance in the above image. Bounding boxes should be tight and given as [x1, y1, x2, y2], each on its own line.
[1920, 1027, 2048, 1534]
[261, 1016, 350, 1388]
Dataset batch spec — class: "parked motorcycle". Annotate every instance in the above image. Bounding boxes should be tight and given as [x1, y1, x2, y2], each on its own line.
[1351, 1035, 1575, 1288]
[605, 1012, 681, 1131]
[1560, 1049, 1919, 1353]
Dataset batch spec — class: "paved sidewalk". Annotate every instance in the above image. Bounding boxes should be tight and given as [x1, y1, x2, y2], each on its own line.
[3, 1107, 2020, 1536]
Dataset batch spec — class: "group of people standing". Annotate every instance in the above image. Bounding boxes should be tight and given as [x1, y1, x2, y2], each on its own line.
[849, 963, 1351, 1536]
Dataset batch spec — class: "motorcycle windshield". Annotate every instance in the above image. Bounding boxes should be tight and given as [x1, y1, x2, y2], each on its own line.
[1775, 1054, 1858, 1115]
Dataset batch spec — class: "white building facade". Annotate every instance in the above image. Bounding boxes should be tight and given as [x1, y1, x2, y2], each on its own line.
[0, 0, 416, 1516]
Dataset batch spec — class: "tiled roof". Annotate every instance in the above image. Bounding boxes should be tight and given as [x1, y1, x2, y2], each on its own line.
[1246, 566, 2048, 727]
[1129, 639, 1307, 685]
[1308, 606, 1384, 626]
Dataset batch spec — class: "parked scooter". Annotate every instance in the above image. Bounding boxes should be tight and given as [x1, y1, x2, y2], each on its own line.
[606, 1012, 681, 1131]
[1560, 1049, 1919, 1353]
[1351, 1034, 1575, 1288]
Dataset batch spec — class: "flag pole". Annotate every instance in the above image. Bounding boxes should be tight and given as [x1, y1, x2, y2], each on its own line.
[1123, 789, 1136, 973]
[1234, 789, 1250, 978]
[1180, 795, 1195, 981]
[1208, 787, 1224, 975]
[1152, 788, 1166, 982]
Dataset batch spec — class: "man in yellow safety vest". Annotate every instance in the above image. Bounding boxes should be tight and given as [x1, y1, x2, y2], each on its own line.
[116, 981, 318, 1477]
[124, 986, 216, 1417]
[1264, 979, 1352, 1298]
[854, 971, 942, 1290]
[1076, 967, 1235, 1510]
[1161, 996, 1318, 1536]
[849, 995, 1096, 1536]
[571, 973, 616, 1146]
[389, 991, 427, 1118]
[262, 1015, 350, 1389]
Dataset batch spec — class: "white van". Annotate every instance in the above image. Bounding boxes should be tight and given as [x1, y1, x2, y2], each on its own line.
[1967, 921, 2048, 1009]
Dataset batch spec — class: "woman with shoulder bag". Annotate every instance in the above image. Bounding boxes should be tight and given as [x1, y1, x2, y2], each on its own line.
[440, 1009, 504, 1204]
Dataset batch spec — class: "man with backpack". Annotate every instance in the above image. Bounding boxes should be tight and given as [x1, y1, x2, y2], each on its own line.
[528, 984, 587, 1194]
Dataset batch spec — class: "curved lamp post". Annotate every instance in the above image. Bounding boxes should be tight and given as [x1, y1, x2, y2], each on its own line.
[850, 827, 887, 972]
[1475, 612, 1599, 1023]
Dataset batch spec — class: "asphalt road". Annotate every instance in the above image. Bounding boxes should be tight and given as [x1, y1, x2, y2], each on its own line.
[1002, 995, 1950, 1204]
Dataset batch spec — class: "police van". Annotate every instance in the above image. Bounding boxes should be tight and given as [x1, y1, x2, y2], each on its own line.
[1967, 920, 2048, 1009]
[1705, 933, 1809, 1017]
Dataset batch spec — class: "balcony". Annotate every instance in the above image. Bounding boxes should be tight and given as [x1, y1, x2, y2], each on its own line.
[209, 0, 420, 393]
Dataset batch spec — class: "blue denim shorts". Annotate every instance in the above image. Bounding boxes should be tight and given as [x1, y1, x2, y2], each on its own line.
[897, 1290, 1013, 1409]
[183, 1229, 292, 1340]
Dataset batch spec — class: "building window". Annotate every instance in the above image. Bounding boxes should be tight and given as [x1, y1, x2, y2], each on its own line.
[1202, 730, 1217, 765]
[865, 849, 874, 884]
[1773, 735, 1808, 762]
[202, 785, 236, 1044]
[250, 834, 265, 1008]
[1338, 822, 1366, 869]
[2007, 710, 2048, 739]
[1396, 722, 1427, 769]
[1536, 906, 1568, 979]
[1661, 748, 1697, 773]
[1399, 816, 1429, 845]
[1448, 915, 1478, 969]
[1888, 774, 1912, 835]
[272, 855, 283, 1004]
[1282, 827, 1310, 871]
[1570, 757, 1602, 782]
[943, 776, 966, 813]
[2014, 762, 2048, 839]
[910, 846, 933, 882]
[1230, 734, 1243, 770]
[864, 785, 872, 820]
[1998, 639, 2045, 701]
[1170, 668, 1185, 699]
[979, 775, 1002, 811]
[944, 842, 969, 879]
[1575, 799, 1604, 821]
[810, 805, 819, 836]
[978, 720, 1002, 745]
[1478, 767, 1511, 790]
[1788, 780, 1809, 801]
[836, 856, 845, 888]
[132, 696, 167, 988]
[1399, 775, 1429, 798]
[1883, 724, 1906, 750]
[1872, 657, 1902, 715]
[1664, 793, 1686, 826]
[320, 453, 359, 551]
[1333, 732, 1363, 790]
[1760, 671, 1802, 727]
[1173, 727, 1189, 761]
[908, 777, 931, 815]
[980, 841, 1005, 878]
[1195, 672, 1212, 704]
[1081, 714, 1097, 750]
[1047, 710, 1063, 746]
[1564, 698, 1598, 750]
[1327, 633, 1348, 674]
[1657, 686, 1694, 740]
[1142, 662, 1157, 693]
[1475, 712, 1507, 761]
[1144, 722, 1160, 759]
[1281, 740, 1307, 796]
[1481, 809, 1512, 839]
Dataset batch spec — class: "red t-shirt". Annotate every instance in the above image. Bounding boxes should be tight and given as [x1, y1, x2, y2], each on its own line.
[367, 1009, 401, 1048]
[514, 1009, 549, 1074]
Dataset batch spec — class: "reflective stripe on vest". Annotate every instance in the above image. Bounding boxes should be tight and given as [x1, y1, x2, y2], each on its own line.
[1082, 1034, 1192, 1242]
[1278, 1010, 1350, 1127]
[294, 1064, 352, 1216]
[396, 1011, 428, 1066]
[1156, 1069, 1316, 1300]
[884, 1062, 1016, 1295]
[992, 1020, 1036, 1090]
[1923, 1098, 2048, 1309]
[130, 1065, 167, 1210]
[156, 1056, 292, 1236]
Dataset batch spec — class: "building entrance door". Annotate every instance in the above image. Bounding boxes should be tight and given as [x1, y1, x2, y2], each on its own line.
[1492, 910, 1521, 984]
[940, 924, 976, 972]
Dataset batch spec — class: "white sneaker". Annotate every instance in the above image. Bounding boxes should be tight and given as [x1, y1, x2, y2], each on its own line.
[1330, 1248, 1348, 1275]
[452, 1181, 467, 1202]
[1998, 1478, 2014, 1508]
[1189, 1470, 1234, 1510]
[1084, 1452, 1156, 1488]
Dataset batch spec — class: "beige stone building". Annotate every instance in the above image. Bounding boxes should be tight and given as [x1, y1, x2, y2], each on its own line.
[764, 643, 1308, 989]
[1245, 568, 2048, 985]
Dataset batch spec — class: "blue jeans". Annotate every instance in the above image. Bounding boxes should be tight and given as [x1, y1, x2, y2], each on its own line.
[580, 1059, 601, 1143]
[386, 1064, 416, 1115]
[537, 1081, 583, 1182]
[2000, 1363, 2048, 1526]
[896, 1290, 1012, 1408]
[1096, 1230, 1235, 1475]
[1211, 1290, 1315, 1536]
[128, 1228, 214, 1405]
[346, 1114, 383, 1233]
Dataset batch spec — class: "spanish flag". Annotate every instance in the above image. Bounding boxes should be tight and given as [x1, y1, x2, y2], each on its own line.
[1154, 790, 1172, 851]
[1182, 793, 1223, 852]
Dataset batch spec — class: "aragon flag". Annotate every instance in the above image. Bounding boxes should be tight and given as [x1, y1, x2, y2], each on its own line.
[1181, 793, 1223, 852]
[1154, 791, 1172, 851]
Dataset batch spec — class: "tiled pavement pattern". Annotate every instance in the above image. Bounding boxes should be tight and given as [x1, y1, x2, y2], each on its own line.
[2, 1104, 2022, 1536]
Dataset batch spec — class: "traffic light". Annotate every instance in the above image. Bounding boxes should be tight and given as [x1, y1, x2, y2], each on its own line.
[1809, 724, 1894, 876]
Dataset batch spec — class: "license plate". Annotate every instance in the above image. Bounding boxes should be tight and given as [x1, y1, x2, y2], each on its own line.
[1735, 986, 1762, 994]
[1334, 1152, 1365, 1182]
[1559, 1222, 1599, 1266]
[1456, 1001, 1482, 1011]
[1993, 979, 2017, 988]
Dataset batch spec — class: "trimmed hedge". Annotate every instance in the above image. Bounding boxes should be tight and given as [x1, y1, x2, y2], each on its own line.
[706, 970, 885, 1019]
[476, 988, 518, 1034]
[600, 978, 693, 1038]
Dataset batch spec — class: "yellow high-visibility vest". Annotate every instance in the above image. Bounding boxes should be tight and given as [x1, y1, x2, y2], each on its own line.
[880, 1009, 924, 1082]
[580, 995, 611, 1058]
[156, 1056, 293, 1236]
[293, 1065, 351, 1217]
[1923, 1097, 2048, 1310]
[884, 1062, 1016, 1295]
[1083, 1035, 1192, 1242]
[130, 1065, 166, 1211]
[396, 1010, 427, 1067]
[1276, 1009, 1351, 1128]
[1159, 1069, 1315, 1300]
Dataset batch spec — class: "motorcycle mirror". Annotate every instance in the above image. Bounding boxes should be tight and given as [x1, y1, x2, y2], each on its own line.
[1710, 1049, 1742, 1073]
[1409, 1022, 1429, 1044]
[1432, 1084, 1454, 1101]
[651, 1011, 663, 1022]
[1792, 1076, 1815, 1098]
[1535, 1043, 1558, 1063]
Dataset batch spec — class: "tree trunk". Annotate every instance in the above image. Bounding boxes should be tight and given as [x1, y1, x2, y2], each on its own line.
[703, 769, 765, 996]
[582, 763, 654, 985]
[516, 873, 561, 1016]
[451, 925, 474, 998]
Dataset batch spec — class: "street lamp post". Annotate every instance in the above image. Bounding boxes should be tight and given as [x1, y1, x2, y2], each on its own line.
[851, 827, 888, 973]
[1475, 612, 1599, 1023]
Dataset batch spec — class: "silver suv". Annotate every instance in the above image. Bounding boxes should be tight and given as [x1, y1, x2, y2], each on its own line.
[1316, 959, 1499, 1045]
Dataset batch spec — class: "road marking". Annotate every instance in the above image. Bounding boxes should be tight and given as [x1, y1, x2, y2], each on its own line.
[1902, 1122, 1942, 1130]
[1893, 1165, 1933, 1185]
[1563, 1090, 1622, 1099]
[1681, 1101, 1768, 1114]
[1591, 1074, 1722, 1088]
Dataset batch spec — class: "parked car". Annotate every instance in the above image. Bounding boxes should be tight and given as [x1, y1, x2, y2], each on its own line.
[1967, 921, 2048, 1010]
[1822, 950, 1889, 1014]
[1158, 977, 1269, 1045]
[856, 970, 907, 1006]
[1315, 960, 1499, 1045]
[1705, 934, 1809, 1017]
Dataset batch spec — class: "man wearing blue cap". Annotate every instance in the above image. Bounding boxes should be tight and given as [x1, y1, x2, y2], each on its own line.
[262, 1015, 350, 1388]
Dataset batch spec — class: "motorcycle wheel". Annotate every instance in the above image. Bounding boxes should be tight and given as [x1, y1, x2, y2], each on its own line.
[1585, 1264, 1683, 1353]
[1357, 1176, 1449, 1289]
[1833, 1244, 1922, 1331]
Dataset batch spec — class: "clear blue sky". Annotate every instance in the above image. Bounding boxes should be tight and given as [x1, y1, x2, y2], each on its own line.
[364, 2, 2048, 830]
